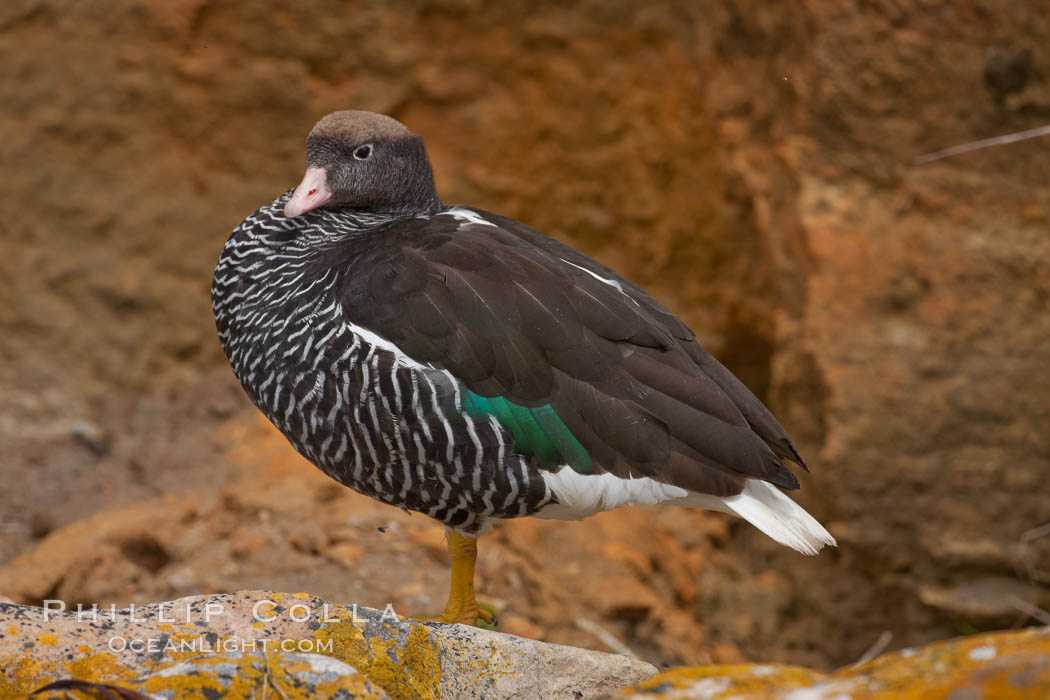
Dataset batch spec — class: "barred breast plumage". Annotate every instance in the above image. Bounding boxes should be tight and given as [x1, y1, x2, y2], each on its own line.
[212, 110, 834, 625]
[212, 199, 553, 535]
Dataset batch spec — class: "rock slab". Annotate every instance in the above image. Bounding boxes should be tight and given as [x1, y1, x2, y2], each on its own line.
[603, 626, 1050, 699]
[28, 653, 391, 700]
[0, 590, 657, 699]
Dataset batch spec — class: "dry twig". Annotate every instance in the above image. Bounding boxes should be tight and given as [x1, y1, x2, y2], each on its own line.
[1006, 595, 1050, 626]
[913, 124, 1050, 164]
[574, 616, 639, 658]
[852, 630, 893, 667]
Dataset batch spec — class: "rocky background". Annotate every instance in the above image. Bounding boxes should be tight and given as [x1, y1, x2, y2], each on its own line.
[1, 0, 1048, 672]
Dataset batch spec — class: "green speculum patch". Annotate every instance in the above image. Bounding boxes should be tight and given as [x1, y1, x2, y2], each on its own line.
[459, 390, 593, 473]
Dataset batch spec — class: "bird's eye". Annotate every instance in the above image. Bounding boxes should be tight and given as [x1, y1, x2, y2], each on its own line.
[354, 144, 373, 160]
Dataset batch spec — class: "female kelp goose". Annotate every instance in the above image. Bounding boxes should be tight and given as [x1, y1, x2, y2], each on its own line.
[212, 111, 835, 625]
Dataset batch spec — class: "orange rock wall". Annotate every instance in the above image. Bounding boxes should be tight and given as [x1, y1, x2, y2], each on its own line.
[2, 0, 1049, 668]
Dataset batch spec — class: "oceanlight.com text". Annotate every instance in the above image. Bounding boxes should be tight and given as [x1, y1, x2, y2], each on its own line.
[107, 636, 334, 654]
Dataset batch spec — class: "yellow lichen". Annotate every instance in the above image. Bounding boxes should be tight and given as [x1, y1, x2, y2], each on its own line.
[5, 626, 18, 636]
[279, 655, 389, 700]
[140, 657, 232, 698]
[630, 663, 825, 697]
[8, 595, 1050, 700]
[1, 653, 56, 696]
[2, 648, 138, 696]
[137, 648, 392, 700]
[612, 628, 1050, 699]
[826, 627, 1050, 700]
[397, 624, 443, 696]
[311, 612, 440, 700]
[67, 652, 138, 682]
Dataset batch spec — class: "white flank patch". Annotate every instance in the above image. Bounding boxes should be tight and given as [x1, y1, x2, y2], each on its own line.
[442, 207, 497, 227]
[561, 259, 625, 293]
[539, 470, 836, 556]
[537, 470, 689, 519]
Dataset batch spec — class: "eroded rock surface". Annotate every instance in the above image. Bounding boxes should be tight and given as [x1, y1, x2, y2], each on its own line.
[0, 591, 657, 700]
[6, 592, 1048, 699]
[604, 627, 1050, 699]
[29, 654, 391, 700]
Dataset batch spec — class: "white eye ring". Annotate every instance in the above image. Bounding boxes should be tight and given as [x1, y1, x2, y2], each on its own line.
[354, 144, 373, 160]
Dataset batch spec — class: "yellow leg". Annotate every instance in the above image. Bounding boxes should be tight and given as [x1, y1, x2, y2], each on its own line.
[433, 531, 496, 626]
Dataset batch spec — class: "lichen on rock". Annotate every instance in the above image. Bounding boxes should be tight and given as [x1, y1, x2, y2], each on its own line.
[603, 627, 1050, 699]
[0, 591, 656, 700]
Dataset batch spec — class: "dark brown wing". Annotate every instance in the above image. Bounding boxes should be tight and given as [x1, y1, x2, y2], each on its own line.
[335, 208, 803, 497]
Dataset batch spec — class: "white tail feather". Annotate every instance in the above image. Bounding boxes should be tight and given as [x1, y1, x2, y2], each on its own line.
[536, 468, 836, 556]
[675, 480, 836, 555]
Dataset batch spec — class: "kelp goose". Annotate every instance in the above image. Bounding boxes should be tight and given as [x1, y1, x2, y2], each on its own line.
[212, 111, 835, 625]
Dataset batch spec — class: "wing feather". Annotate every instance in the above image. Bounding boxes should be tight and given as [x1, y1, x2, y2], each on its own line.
[336, 209, 805, 496]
